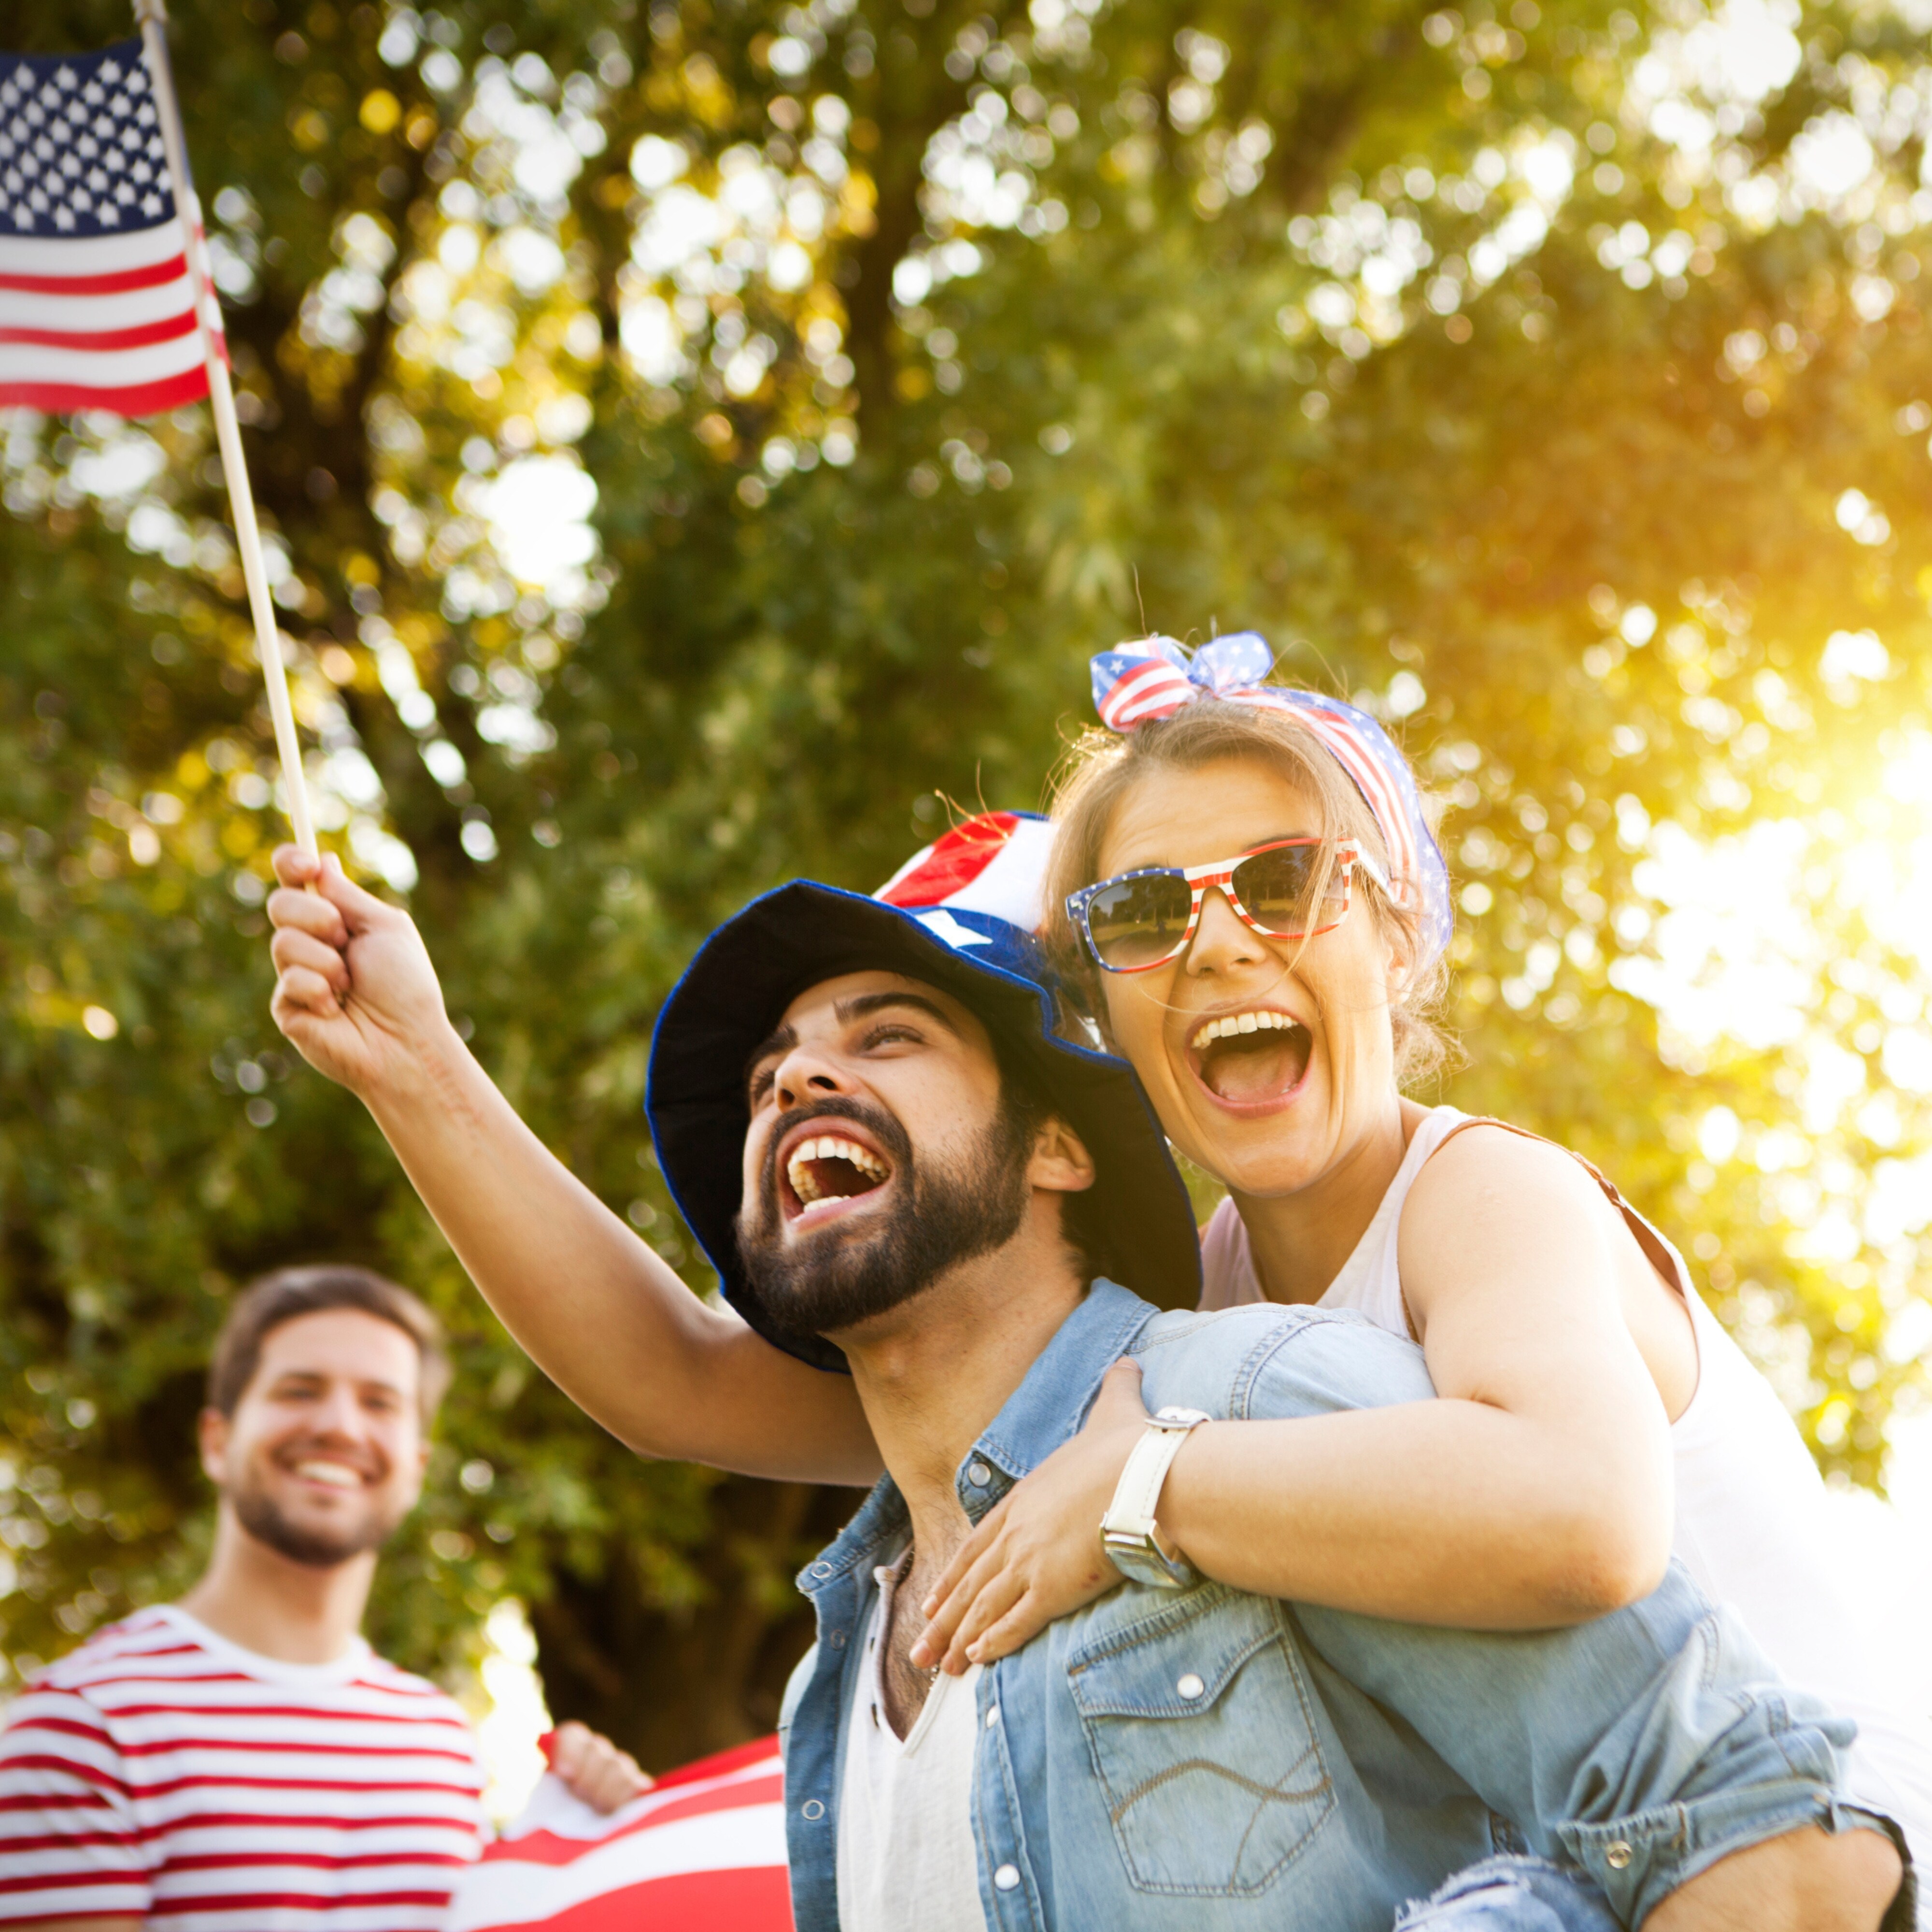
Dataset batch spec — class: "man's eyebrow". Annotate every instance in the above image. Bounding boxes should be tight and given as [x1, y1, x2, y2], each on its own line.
[745, 1022, 798, 1088]
[834, 991, 965, 1037]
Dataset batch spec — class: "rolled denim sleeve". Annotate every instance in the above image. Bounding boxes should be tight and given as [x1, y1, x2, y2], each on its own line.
[1240, 1317, 1867, 1925]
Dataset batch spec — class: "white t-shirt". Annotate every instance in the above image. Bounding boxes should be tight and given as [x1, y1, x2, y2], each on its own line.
[837, 1555, 988, 1932]
[0, 1603, 487, 1928]
[1201, 1103, 1932, 1921]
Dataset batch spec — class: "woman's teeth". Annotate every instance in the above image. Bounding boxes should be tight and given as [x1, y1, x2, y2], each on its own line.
[787, 1136, 889, 1205]
[1189, 1009, 1313, 1103]
[1189, 1010, 1298, 1051]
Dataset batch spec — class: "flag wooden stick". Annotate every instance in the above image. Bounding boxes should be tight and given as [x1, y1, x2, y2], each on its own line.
[133, 0, 318, 857]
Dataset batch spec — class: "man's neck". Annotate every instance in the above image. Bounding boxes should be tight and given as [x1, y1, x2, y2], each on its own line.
[842, 1208, 1087, 1539]
[177, 1508, 376, 1665]
[835, 1203, 1088, 1732]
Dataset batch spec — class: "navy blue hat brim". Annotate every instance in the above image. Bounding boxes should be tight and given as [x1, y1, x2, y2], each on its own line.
[646, 882, 1204, 1372]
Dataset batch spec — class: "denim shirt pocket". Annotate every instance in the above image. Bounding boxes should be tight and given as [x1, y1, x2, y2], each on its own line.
[1065, 1584, 1335, 1897]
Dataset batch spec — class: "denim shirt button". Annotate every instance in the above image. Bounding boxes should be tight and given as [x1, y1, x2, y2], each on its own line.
[1176, 1673, 1206, 1700]
[993, 1863, 1021, 1890]
[809, 1562, 834, 1579]
[1605, 1840, 1633, 1870]
[801, 1799, 826, 1821]
[968, 1460, 993, 1488]
[830, 1630, 847, 1649]
[985, 1703, 1000, 1729]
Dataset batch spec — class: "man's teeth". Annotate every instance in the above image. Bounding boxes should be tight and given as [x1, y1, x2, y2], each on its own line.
[1190, 1011, 1301, 1051]
[786, 1136, 889, 1205]
[295, 1461, 361, 1490]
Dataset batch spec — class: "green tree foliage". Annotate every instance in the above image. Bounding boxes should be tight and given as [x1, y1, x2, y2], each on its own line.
[4, 0, 1930, 1759]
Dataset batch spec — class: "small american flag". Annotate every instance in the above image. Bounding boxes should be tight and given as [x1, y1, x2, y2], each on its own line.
[0, 38, 214, 417]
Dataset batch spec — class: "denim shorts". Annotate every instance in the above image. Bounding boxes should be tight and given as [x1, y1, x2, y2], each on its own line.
[1394, 1856, 1619, 1932]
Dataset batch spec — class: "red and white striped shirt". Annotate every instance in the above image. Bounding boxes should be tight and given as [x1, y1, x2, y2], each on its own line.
[0, 1605, 487, 1929]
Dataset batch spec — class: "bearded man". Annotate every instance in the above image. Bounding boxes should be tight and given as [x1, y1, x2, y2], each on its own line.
[0, 1266, 647, 1932]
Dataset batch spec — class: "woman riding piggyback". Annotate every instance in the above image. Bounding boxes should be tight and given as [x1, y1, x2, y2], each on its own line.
[909, 630, 1932, 1914]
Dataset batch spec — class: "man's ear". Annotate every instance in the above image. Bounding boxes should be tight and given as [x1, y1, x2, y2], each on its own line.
[197, 1406, 231, 1487]
[1028, 1116, 1097, 1196]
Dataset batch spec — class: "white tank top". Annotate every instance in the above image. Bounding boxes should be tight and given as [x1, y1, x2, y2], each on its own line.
[837, 1552, 989, 1932]
[1200, 1103, 1932, 1906]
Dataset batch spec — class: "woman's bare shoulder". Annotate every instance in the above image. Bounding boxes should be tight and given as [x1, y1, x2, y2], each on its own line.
[1400, 1118, 1622, 1245]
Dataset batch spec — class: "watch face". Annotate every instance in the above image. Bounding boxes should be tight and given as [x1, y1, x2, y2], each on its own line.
[1108, 1539, 1197, 1590]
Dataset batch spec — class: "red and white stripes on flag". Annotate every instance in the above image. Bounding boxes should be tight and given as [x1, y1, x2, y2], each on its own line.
[1264, 696, 1422, 909]
[1094, 655, 1197, 731]
[445, 1738, 792, 1932]
[0, 39, 214, 417]
[874, 809, 1056, 932]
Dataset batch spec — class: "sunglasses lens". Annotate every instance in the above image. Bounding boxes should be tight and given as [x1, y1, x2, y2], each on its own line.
[1230, 845, 1333, 934]
[1086, 875, 1193, 969]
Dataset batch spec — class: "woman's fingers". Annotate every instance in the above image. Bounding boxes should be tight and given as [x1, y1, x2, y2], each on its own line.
[912, 1539, 1008, 1670]
[908, 1390, 1151, 1674]
[965, 1594, 1058, 1670]
[1088, 1356, 1149, 1430]
[909, 1571, 972, 1667]
[952, 1567, 1029, 1670]
[922, 1504, 1003, 1620]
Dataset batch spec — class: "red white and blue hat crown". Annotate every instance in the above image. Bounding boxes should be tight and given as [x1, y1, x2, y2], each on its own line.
[871, 810, 1055, 976]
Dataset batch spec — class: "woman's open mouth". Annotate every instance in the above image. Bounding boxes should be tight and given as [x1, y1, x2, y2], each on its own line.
[778, 1124, 896, 1229]
[1185, 1009, 1313, 1110]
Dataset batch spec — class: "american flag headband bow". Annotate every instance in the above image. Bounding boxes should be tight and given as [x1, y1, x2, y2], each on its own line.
[1088, 633, 1454, 969]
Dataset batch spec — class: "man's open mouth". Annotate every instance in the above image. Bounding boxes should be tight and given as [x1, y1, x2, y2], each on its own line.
[1186, 1009, 1313, 1106]
[778, 1123, 895, 1224]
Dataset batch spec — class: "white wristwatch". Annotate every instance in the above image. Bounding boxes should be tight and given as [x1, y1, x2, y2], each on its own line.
[1099, 1406, 1211, 1589]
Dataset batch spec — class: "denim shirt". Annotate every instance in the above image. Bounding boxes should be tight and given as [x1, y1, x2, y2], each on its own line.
[781, 1280, 1871, 1932]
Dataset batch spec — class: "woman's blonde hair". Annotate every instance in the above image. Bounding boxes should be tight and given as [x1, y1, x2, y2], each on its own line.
[1043, 697, 1454, 1088]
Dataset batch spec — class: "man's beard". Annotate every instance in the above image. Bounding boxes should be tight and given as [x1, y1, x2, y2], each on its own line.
[229, 1461, 406, 1568]
[736, 1092, 1034, 1346]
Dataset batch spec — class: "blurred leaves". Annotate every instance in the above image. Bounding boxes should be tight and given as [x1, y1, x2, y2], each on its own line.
[4, 0, 1932, 1753]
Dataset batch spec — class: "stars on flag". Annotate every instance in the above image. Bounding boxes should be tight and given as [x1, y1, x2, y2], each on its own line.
[0, 37, 209, 417]
[0, 46, 172, 237]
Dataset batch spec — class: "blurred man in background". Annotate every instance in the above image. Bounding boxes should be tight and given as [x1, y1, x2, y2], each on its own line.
[0, 1265, 645, 1931]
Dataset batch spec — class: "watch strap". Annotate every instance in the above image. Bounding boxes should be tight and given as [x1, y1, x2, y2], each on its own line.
[1103, 1419, 1196, 1539]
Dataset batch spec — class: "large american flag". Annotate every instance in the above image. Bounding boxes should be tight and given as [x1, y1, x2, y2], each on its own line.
[446, 1737, 792, 1932]
[0, 38, 213, 417]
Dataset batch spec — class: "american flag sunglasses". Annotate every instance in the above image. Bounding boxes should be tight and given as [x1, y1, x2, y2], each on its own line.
[1065, 837, 1390, 975]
